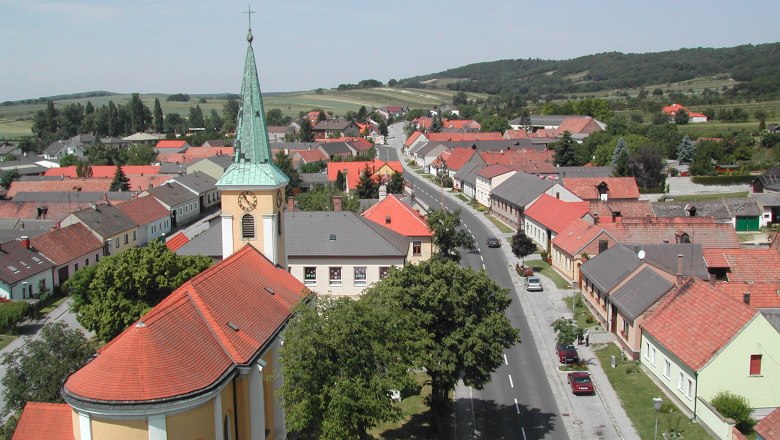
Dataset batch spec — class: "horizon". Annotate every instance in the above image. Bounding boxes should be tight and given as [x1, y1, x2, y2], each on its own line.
[1, 0, 779, 102]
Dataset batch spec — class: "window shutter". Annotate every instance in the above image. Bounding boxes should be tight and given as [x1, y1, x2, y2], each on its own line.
[242, 214, 255, 239]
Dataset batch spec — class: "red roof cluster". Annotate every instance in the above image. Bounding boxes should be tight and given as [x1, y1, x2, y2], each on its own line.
[552, 219, 609, 255]
[702, 248, 780, 283]
[115, 195, 170, 226]
[404, 131, 423, 148]
[477, 165, 514, 179]
[525, 194, 590, 234]
[563, 177, 640, 200]
[432, 148, 476, 171]
[326, 160, 403, 190]
[426, 132, 504, 142]
[661, 103, 707, 119]
[588, 200, 653, 222]
[156, 140, 188, 149]
[600, 219, 741, 249]
[362, 194, 432, 238]
[479, 149, 556, 174]
[716, 282, 780, 308]
[44, 166, 160, 179]
[157, 147, 234, 164]
[30, 223, 102, 266]
[641, 279, 756, 371]
[8, 179, 112, 198]
[63, 245, 309, 403]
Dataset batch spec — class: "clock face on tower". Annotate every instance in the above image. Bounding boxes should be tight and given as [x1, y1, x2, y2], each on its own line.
[238, 191, 257, 212]
[276, 188, 284, 209]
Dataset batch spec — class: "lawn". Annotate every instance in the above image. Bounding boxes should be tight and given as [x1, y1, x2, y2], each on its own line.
[484, 213, 513, 233]
[563, 294, 602, 331]
[667, 191, 748, 202]
[38, 295, 69, 315]
[0, 334, 17, 351]
[526, 259, 571, 289]
[456, 194, 470, 203]
[369, 372, 445, 439]
[466, 199, 487, 212]
[593, 344, 713, 440]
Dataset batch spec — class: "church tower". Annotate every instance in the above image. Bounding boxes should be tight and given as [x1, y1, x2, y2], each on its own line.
[217, 25, 288, 264]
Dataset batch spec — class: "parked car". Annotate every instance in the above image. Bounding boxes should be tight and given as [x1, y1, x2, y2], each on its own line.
[524, 276, 542, 291]
[556, 343, 580, 364]
[486, 237, 501, 248]
[567, 372, 595, 395]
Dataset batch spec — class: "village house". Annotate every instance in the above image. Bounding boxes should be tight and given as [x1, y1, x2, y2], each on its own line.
[362, 194, 434, 264]
[115, 195, 172, 245]
[173, 171, 220, 213]
[661, 103, 708, 123]
[326, 160, 402, 193]
[475, 165, 515, 208]
[154, 139, 190, 153]
[524, 194, 592, 255]
[312, 119, 361, 139]
[30, 223, 103, 287]
[143, 181, 200, 228]
[562, 177, 640, 202]
[652, 198, 762, 231]
[0, 237, 54, 300]
[490, 173, 564, 231]
[61, 203, 139, 256]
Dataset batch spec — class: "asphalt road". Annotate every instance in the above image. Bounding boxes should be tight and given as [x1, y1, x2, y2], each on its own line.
[381, 124, 568, 440]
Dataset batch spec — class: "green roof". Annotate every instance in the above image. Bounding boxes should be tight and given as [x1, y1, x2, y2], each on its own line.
[217, 30, 287, 188]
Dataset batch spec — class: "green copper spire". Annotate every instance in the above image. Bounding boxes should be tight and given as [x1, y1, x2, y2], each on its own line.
[217, 22, 288, 189]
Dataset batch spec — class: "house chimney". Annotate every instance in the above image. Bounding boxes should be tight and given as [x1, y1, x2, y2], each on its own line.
[676, 254, 684, 286]
[379, 184, 387, 201]
[287, 197, 295, 212]
[743, 292, 751, 305]
[332, 196, 342, 212]
[20, 236, 30, 250]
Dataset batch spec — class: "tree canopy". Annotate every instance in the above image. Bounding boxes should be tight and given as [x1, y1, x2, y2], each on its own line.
[64, 240, 212, 341]
[510, 230, 537, 263]
[426, 209, 475, 262]
[553, 131, 578, 167]
[385, 172, 405, 194]
[355, 164, 378, 199]
[109, 165, 130, 191]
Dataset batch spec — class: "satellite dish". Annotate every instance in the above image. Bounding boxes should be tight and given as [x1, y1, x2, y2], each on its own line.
[637, 250, 646, 260]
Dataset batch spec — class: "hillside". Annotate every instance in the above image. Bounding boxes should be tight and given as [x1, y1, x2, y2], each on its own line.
[400, 43, 780, 98]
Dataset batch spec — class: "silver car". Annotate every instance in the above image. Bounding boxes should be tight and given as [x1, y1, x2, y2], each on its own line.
[524, 276, 543, 291]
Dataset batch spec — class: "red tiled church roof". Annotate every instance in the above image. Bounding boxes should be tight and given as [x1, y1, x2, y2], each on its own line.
[362, 194, 432, 237]
[63, 245, 310, 404]
[641, 279, 756, 371]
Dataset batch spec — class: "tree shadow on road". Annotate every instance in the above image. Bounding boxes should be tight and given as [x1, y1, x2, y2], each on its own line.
[456, 397, 561, 440]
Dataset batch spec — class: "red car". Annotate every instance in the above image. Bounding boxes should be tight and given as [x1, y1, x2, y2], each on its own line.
[567, 372, 595, 395]
[556, 343, 579, 364]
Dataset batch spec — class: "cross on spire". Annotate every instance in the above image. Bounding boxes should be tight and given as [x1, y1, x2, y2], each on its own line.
[245, 5, 255, 30]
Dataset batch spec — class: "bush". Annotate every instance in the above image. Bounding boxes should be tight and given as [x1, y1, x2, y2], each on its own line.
[691, 175, 754, 185]
[585, 316, 595, 324]
[624, 364, 639, 375]
[0, 302, 30, 334]
[711, 391, 755, 433]
[668, 167, 680, 177]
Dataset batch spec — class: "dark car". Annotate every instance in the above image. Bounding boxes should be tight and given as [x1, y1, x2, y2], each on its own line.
[556, 343, 580, 364]
[486, 237, 501, 248]
[567, 372, 595, 395]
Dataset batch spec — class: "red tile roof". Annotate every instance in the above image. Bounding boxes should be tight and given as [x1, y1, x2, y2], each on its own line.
[0, 200, 92, 222]
[346, 138, 374, 151]
[716, 282, 780, 308]
[404, 131, 423, 147]
[755, 405, 780, 440]
[31, 223, 102, 266]
[525, 194, 591, 234]
[588, 200, 653, 222]
[295, 149, 328, 163]
[552, 219, 609, 255]
[156, 140, 188, 149]
[432, 148, 476, 171]
[503, 129, 531, 139]
[157, 147, 234, 164]
[641, 278, 756, 370]
[115, 196, 170, 226]
[326, 160, 403, 190]
[126, 175, 170, 193]
[362, 194, 432, 237]
[64, 245, 309, 403]
[477, 165, 514, 179]
[701, 248, 780, 283]
[166, 231, 190, 251]
[563, 177, 640, 200]
[426, 132, 504, 142]
[479, 149, 556, 174]
[601, 219, 741, 249]
[8, 179, 112, 198]
[661, 103, 707, 119]
[444, 119, 481, 130]
[557, 116, 600, 134]
[12, 402, 73, 440]
[44, 166, 160, 178]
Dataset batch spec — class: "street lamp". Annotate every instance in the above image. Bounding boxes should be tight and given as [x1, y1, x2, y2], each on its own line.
[653, 397, 663, 440]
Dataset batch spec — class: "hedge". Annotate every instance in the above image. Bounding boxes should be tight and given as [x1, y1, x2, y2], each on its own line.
[0, 301, 30, 334]
[691, 175, 754, 185]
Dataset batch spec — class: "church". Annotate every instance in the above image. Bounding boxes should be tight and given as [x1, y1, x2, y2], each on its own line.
[12, 23, 310, 440]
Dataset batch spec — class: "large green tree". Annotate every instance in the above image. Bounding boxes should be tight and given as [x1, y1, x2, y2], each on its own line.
[299, 118, 315, 142]
[273, 150, 300, 197]
[676, 136, 695, 164]
[385, 172, 405, 194]
[281, 297, 420, 440]
[153, 98, 164, 133]
[628, 147, 666, 190]
[363, 259, 520, 428]
[426, 209, 476, 262]
[355, 164, 378, 199]
[222, 97, 240, 133]
[109, 165, 130, 191]
[510, 230, 536, 264]
[0, 170, 20, 190]
[429, 114, 443, 133]
[125, 144, 157, 166]
[64, 241, 212, 341]
[553, 131, 578, 166]
[1, 322, 96, 418]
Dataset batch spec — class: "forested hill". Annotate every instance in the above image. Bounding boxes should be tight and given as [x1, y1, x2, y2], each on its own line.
[400, 43, 780, 98]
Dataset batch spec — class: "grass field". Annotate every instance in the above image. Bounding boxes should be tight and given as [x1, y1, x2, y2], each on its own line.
[369, 372, 440, 439]
[593, 344, 714, 440]
[527, 258, 571, 289]
[484, 213, 513, 233]
[563, 294, 602, 331]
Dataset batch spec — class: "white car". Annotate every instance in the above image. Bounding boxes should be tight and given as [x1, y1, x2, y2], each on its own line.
[524, 276, 543, 291]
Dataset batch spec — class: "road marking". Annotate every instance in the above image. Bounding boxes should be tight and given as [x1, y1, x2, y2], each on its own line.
[469, 387, 477, 434]
[514, 398, 520, 414]
[508, 375, 514, 388]
[503, 354, 508, 365]
[521, 426, 527, 440]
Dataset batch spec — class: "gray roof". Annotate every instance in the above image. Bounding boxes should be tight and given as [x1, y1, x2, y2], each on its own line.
[610, 267, 675, 321]
[300, 173, 330, 185]
[318, 142, 353, 155]
[760, 309, 780, 333]
[557, 166, 615, 179]
[270, 142, 321, 151]
[173, 171, 216, 195]
[175, 224, 222, 258]
[723, 198, 762, 216]
[415, 143, 448, 159]
[0, 160, 48, 176]
[145, 181, 198, 207]
[581, 245, 643, 293]
[491, 172, 555, 207]
[201, 155, 235, 170]
[285, 211, 408, 257]
[453, 162, 484, 186]
[750, 192, 780, 208]
[638, 243, 709, 280]
[12, 192, 133, 203]
[72, 203, 136, 237]
[755, 168, 780, 192]
[158, 163, 188, 175]
[0, 218, 55, 231]
[0, 145, 20, 155]
[408, 141, 430, 157]
[0, 240, 55, 284]
[0, 229, 48, 243]
[652, 198, 760, 219]
[313, 120, 356, 131]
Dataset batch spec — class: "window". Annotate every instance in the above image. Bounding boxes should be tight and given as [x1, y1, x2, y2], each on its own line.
[650, 347, 656, 365]
[115, 238, 120, 249]
[685, 378, 693, 398]
[663, 359, 671, 378]
[412, 240, 422, 256]
[133, 231, 137, 241]
[124, 234, 128, 244]
[85, 258, 89, 267]
[241, 214, 255, 239]
[354, 267, 367, 286]
[750, 354, 762, 376]
[95, 254, 99, 263]
[329, 267, 342, 286]
[74, 263, 79, 271]
[379, 267, 389, 280]
[678, 372, 685, 392]
[304, 267, 316, 286]
[622, 320, 629, 338]
[598, 240, 608, 253]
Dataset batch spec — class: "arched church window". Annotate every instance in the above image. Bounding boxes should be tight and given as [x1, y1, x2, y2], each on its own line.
[242, 214, 255, 239]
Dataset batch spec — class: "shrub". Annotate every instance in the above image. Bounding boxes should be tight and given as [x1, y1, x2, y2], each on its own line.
[0, 302, 30, 334]
[691, 175, 754, 185]
[585, 316, 595, 324]
[624, 364, 638, 375]
[711, 391, 755, 433]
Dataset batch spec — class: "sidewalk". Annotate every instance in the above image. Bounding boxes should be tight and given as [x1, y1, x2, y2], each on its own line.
[397, 145, 639, 439]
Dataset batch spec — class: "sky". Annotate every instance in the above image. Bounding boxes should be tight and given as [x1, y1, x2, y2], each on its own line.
[1, 0, 779, 102]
